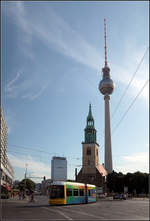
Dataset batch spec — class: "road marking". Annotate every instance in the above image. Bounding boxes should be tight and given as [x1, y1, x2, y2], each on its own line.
[4, 219, 149, 221]
[43, 207, 73, 220]
[59, 207, 101, 219]
[56, 210, 73, 220]
[3, 219, 71, 221]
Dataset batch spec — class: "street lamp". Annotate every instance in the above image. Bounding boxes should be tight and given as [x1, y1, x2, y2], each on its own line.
[24, 163, 28, 196]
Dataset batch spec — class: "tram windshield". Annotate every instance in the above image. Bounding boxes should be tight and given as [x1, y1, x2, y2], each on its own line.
[50, 185, 64, 199]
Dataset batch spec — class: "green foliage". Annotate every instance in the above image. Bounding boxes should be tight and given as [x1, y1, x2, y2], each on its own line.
[107, 171, 149, 194]
[18, 179, 35, 191]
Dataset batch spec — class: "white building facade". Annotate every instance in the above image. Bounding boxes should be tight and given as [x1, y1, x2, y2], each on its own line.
[51, 157, 67, 181]
[0, 108, 14, 191]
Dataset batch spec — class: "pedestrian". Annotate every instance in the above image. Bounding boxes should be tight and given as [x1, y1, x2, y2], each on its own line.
[18, 191, 21, 200]
[22, 191, 25, 199]
[30, 190, 35, 202]
[11, 191, 13, 198]
[12, 192, 14, 198]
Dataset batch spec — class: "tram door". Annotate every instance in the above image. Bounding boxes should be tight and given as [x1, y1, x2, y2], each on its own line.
[85, 184, 88, 204]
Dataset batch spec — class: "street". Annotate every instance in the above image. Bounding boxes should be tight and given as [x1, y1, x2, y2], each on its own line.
[1, 195, 149, 221]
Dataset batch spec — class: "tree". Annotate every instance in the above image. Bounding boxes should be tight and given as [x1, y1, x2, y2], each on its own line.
[107, 171, 118, 192]
[18, 179, 35, 191]
[106, 171, 149, 194]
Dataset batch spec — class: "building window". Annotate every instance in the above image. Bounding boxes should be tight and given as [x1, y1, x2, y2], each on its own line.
[88, 160, 90, 165]
[67, 188, 72, 197]
[73, 189, 78, 196]
[90, 176, 94, 181]
[96, 149, 98, 156]
[88, 121, 93, 126]
[87, 148, 91, 155]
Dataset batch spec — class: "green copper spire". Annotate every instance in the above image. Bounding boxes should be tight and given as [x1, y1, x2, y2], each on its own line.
[86, 103, 94, 128]
[84, 104, 97, 143]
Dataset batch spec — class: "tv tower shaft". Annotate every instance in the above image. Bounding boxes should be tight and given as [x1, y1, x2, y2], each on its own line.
[99, 19, 114, 174]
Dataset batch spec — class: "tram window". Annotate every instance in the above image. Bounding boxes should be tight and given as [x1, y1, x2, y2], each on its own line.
[67, 188, 72, 197]
[88, 190, 91, 196]
[79, 189, 84, 196]
[73, 189, 78, 196]
[50, 185, 64, 199]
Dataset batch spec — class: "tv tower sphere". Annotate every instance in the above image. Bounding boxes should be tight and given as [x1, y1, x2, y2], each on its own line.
[99, 66, 114, 95]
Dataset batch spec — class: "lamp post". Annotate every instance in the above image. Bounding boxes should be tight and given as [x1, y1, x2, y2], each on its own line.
[75, 168, 77, 181]
[24, 163, 28, 197]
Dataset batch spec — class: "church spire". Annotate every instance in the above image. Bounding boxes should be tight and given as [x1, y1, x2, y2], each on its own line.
[86, 103, 94, 128]
[84, 104, 97, 143]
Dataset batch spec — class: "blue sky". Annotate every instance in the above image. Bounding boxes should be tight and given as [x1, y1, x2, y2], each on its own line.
[2, 1, 149, 182]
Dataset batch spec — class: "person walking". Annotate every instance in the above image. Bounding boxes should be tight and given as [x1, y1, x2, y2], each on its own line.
[29, 190, 35, 202]
[12, 192, 14, 198]
[18, 191, 21, 200]
[22, 191, 25, 200]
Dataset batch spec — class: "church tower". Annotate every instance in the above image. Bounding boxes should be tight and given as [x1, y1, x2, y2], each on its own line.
[77, 104, 107, 187]
[82, 104, 99, 174]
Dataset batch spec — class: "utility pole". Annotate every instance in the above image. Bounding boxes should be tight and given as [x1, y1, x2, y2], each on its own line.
[75, 168, 77, 181]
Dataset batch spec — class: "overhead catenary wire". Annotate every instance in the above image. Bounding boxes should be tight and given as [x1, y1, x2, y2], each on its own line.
[7, 150, 50, 162]
[112, 78, 149, 134]
[111, 46, 149, 121]
[100, 47, 149, 149]
[7, 145, 81, 160]
[8, 144, 56, 155]
[7, 149, 123, 169]
[100, 78, 149, 149]
[7, 150, 82, 173]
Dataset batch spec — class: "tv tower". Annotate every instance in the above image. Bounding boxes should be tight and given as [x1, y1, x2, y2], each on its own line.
[99, 19, 114, 174]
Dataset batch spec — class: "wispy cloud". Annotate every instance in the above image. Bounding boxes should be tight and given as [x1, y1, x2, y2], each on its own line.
[5, 71, 23, 98]
[22, 82, 49, 100]
[5, 71, 48, 100]
[6, 71, 22, 90]
[11, 2, 32, 42]
[4, 1, 34, 59]
[112, 49, 149, 102]
[5, 1, 101, 70]
[4, 1, 149, 103]
[115, 152, 149, 174]
[8, 153, 51, 179]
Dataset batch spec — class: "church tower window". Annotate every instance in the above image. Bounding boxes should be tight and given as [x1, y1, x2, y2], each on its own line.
[87, 147, 91, 155]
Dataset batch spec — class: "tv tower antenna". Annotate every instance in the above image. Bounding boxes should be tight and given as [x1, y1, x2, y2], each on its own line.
[104, 18, 108, 67]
